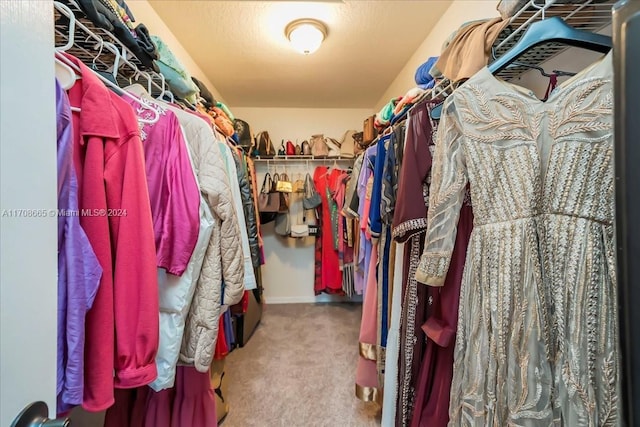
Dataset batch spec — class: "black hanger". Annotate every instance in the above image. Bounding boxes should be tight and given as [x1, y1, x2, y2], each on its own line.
[507, 61, 576, 78]
[430, 17, 611, 120]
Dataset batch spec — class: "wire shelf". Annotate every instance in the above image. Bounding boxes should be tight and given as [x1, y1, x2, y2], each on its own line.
[493, 0, 615, 80]
[54, 0, 170, 98]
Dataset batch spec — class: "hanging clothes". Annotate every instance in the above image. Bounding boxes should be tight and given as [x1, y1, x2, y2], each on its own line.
[55, 79, 102, 413]
[63, 53, 159, 412]
[416, 53, 619, 425]
[313, 166, 344, 295]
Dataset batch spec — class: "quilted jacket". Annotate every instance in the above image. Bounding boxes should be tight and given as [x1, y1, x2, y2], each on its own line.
[160, 105, 244, 372]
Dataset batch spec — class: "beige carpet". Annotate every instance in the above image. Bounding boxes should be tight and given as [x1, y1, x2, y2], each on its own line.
[222, 303, 380, 427]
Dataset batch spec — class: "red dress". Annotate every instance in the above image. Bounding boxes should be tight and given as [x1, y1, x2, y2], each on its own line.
[313, 167, 343, 295]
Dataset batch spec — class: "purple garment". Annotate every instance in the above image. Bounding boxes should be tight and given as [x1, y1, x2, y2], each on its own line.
[355, 146, 376, 296]
[124, 98, 200, 276]
[56, 79, 102, 413]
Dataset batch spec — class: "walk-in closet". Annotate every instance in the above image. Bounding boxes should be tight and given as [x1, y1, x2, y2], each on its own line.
[1, 1, 639, 426]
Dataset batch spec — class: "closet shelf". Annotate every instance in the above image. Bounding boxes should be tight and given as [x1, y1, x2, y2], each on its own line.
[253, 156, 355, 162]
[493, 0, 615, 80]
[54, 0, 168, 98]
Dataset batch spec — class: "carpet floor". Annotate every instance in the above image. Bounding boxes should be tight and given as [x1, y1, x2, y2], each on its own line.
[222, 303, 380, 427]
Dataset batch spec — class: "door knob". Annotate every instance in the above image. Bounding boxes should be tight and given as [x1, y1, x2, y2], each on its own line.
[11, 401, 71, 427]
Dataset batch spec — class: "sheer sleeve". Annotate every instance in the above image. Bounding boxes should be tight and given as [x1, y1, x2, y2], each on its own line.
[415, 100, 467, 286]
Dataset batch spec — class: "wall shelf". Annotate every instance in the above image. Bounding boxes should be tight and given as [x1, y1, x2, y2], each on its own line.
[253, 156, 355, 162]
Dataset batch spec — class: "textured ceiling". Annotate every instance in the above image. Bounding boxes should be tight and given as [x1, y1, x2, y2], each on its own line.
[148, 1, 452, 108]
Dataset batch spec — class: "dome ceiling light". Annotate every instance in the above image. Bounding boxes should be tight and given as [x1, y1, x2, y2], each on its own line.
[285, 19, 328, 55]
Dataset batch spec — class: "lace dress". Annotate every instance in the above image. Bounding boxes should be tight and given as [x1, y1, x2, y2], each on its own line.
[416, 53, 620, 426]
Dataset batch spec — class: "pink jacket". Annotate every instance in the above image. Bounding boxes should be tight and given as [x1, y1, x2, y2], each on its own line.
[64, 53, 159, 412]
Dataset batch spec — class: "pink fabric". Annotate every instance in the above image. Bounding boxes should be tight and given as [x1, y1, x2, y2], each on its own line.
[64, 53, 159, 412]
[145, 388, 175, 427]
[104, 366, 217, 427]
[125, 99, 200, 275]
[171, 367, 218, 427]
[355, 244, 380, 393]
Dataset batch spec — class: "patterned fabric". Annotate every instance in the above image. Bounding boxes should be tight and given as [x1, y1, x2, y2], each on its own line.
[418, 54, 620, 425]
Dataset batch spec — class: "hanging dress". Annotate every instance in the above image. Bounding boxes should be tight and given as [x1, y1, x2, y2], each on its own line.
[416, 53, 620, 426]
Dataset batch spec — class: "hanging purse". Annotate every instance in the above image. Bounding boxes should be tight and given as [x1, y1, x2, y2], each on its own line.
[274, 211, 291, 236]
[290, 193, 309, 238]
[258, 173, 279, 212]
[310, 134, 329, 158]
[292, 175, 305, 193]
[272, 174, 290, 213]
[258, 173, 279, 224]
[302, 173, 322, 210]
[275, 172, 293, 193]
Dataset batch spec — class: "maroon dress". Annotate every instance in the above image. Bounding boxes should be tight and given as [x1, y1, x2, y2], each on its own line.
[392, 100, 473, 427]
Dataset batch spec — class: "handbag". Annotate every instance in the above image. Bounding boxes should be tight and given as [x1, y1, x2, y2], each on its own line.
[272, 174, 289, 212]
[363, 115, 378, 144]
[301, 140, 311, 155]
[275, 172, 293, 193]
[277, 140, 286, 156]
[340, 130, 357, 158]
[274, 211, 291, 236]
[353, 131, 366, 155]
[326, 137, 342, 158]
[310, 134, 329, 158]
[286, 140, 296, 156]
[234, 118, 254, 152]
[256, 131, 275, 157]
[258, 173, 279, 212]
[302, 173, 322, 210]
[292, 175, 305, 193]
[294, 142, 302, 155]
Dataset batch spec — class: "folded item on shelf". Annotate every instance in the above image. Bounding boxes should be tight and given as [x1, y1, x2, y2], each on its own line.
[375, 96, 402, 129]
[414, 56, 438, 88]
[73, 0, 159, 71]
[433, 17, 510, 82]
[216, 102, 235, 122]
[192, 77, 217, 108]
[152, 35, 200, 102]
[134, 24, 158, 59]
[394, 87, 426, 116]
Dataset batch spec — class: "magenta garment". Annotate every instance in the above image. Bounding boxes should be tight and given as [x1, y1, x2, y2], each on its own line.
[55, 79, 102, 413]
[125, 98, 200, 275]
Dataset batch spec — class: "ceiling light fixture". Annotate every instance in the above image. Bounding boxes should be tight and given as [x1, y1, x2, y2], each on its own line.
[285, 19, 328, 55]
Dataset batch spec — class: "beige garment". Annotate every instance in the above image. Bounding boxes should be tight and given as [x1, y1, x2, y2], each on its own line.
[417, 53, 619, 425]
[124, 85, 245, 372]
[434, 17, 510, 83]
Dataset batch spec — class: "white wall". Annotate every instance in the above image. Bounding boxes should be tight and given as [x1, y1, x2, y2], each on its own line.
[127, 0, 226, 103]
[376, 1, 499, 110]
[0, 1, 58, 424]
[231, 107, 372, 303]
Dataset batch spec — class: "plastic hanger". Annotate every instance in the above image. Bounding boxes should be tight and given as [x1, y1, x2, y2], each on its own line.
[488, 17, 611, 75]
[56, 52, 160, 125]
[430, 17, 611, 120]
